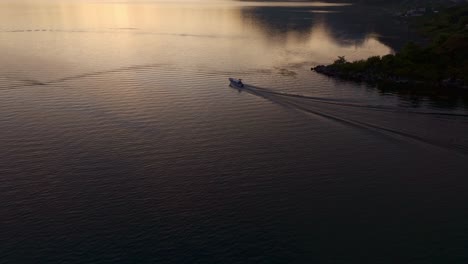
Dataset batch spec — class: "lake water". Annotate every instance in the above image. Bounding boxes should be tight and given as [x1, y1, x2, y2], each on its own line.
[1, 0, 468, 263]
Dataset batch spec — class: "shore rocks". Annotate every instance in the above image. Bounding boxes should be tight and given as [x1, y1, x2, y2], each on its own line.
[312, 65, 337, 77]
[312, 65, 392, 83]
[312, 64, 467, 89]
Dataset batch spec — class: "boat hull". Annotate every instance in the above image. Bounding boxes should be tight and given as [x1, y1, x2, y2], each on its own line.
[229, 78, 244, 88]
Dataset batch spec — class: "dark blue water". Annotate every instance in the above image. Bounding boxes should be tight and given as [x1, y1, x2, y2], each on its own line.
[1, 1, 468, 263]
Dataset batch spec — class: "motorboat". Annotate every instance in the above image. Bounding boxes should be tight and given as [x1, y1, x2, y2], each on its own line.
[229, 78, 244, 88]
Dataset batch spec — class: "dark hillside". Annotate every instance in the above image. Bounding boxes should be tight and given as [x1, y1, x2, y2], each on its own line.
[313, 4, 468, 90]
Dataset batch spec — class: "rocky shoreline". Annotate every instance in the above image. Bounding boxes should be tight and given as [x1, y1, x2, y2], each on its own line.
[312, 65, 468, 90]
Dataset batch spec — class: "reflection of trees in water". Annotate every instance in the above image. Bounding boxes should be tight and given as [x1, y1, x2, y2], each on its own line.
[240, 5, 412, 51]
[378, 84, 468, 110]
[238, 4, 468, 109]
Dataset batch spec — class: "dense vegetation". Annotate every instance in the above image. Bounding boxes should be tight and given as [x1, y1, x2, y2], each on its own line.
[314, 4, 468, 89]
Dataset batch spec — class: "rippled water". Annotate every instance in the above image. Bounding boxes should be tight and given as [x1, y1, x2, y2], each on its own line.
[1, 1, 468, 263]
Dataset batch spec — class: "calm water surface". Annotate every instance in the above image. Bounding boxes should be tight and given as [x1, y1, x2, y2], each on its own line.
[1, 1, 468, 263]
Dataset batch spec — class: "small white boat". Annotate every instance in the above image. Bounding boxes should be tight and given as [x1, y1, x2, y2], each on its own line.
[229, 78, 244, 88]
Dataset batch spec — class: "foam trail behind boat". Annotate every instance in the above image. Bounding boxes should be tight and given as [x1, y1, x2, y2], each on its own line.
[242, 84, 468, 156]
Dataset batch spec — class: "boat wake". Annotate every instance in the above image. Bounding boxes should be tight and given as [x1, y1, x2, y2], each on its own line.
[0, 63, 170, 90]
[245, 85, 468, 117]
[242, 84, 468, 156]
[2, 62, 467, 156]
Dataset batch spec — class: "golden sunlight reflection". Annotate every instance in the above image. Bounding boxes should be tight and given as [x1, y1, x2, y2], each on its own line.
[0, 0, 392, 79]
[305, 23, 392, 62]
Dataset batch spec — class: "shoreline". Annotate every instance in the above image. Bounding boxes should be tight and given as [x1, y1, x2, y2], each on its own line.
[311, 3, 468, 92]
[311, 65, 468, 90]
